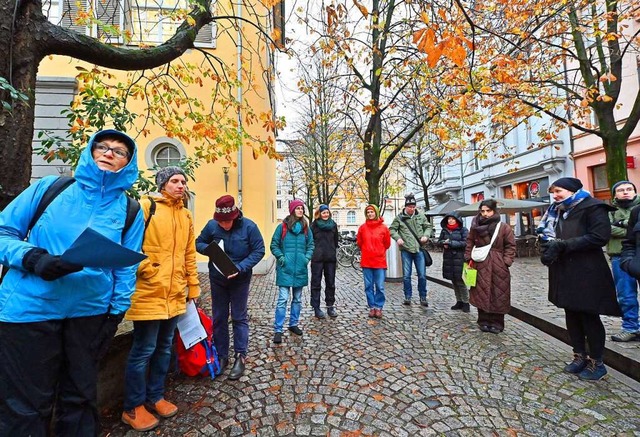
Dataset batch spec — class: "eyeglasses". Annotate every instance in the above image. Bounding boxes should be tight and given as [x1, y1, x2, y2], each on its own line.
[93, 142, 130, 159]
[615, 187, 635, 193]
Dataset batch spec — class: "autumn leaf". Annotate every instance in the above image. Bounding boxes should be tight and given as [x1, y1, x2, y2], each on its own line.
[353, 0, 368, 17]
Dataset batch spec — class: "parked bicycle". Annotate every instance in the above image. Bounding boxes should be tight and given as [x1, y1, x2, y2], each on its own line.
[337, 235, 360, 270]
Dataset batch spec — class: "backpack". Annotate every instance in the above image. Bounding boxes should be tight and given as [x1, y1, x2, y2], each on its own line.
[175, 306, 221, 379]
[0, 176, 141, 284]
[280, 221, 308, 240]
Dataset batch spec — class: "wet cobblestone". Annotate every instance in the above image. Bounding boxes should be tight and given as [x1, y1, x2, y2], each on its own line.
[102, 255, 640, 436]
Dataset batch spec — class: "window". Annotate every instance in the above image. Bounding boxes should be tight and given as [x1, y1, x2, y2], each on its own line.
[333, 211, 340, 224]
[347, 211, 356, 224]
[591, 164, 608, 190]
[153, 144, 182, 168]
[276, 199, 282, 209]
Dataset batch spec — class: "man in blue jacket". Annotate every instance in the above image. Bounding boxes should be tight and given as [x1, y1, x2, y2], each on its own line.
[0, 130, 144, 436]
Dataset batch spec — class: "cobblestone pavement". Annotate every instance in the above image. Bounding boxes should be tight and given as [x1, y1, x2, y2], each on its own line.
[103, 256, 640, 436]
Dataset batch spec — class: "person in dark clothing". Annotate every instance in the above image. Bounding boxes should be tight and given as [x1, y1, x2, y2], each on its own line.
[437, 212, 470, 312]
[537, 177, 620, 381]
[310, 204, 339, 319]
[196, 195, 265, 380]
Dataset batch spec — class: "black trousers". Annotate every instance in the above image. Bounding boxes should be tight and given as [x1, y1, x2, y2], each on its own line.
[565, 310, 606, 361]
[0, 315, 105, 437]
[310, 261, 337, 308]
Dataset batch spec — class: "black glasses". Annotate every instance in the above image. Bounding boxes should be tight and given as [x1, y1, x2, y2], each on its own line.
[93, 142, 130, 159]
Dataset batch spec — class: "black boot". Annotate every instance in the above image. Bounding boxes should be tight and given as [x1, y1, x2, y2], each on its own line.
[461, 303, 470, 313]
[219, 357, 229, 373]
[228, 354, 245, 380]
[451, 301, 463, 310]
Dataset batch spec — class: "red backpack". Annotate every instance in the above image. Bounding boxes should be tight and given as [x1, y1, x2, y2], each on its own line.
[175, 307, 221, 379]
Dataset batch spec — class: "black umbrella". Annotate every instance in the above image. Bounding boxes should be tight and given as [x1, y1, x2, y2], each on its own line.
[424, 199, 468, 216]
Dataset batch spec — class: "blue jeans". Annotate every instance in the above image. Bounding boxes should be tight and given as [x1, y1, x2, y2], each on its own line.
[124, 318, 178, 410]
[211, 275, 251, 359]
[611, 256, 640, 332]
[363, 268, 386, 309]
[401, 250, 427, 299]
[274, 286, 303, 332]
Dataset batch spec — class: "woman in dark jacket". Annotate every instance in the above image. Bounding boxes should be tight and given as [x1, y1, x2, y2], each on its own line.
[537, 177, 619, 381]
[437, 212, 470, 312]
[464, 199, 516, 334]
[310, 204, 339, 319]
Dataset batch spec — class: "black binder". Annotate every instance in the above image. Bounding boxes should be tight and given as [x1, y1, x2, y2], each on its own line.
[203, 241, 239, 277]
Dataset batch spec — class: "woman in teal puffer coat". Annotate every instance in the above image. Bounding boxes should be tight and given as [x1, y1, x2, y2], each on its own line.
[270, 199, 314, 344]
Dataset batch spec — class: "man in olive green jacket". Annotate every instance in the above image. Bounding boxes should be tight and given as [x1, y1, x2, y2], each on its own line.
[389, 194, 433, 306]
[608, 181, 640, 342]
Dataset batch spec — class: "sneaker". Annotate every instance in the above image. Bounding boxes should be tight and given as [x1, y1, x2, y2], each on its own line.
[403, 299, 411, 306]
[313, 307, 326, 319]
[369, 308, 376, 318]
[327, 306, 338, 318]
[451, 301, 463, 310]
[611, 330, 640, 342]
[420, 299, 429, 307]
[578, 358, 607, 381]
[563, 353, 588, 374]
[461, 303, 470, 313]
[147, 398, 178, 418]
[273, 332, 282, 344]
[375, 309, 383, 319]
[288, 326, 303, 336]
[122, 405, 159, 431]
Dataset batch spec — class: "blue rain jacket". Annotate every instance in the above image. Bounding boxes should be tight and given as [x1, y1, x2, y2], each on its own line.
[0, 130, 144, 322]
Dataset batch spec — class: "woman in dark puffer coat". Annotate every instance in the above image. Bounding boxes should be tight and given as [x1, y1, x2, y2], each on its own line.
[309, 204, 339, 319]
[437, 212, 470, 312]
[464, 199, 516, 334]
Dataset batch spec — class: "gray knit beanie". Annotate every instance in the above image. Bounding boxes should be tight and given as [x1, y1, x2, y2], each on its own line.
[155, 166, 187, 191]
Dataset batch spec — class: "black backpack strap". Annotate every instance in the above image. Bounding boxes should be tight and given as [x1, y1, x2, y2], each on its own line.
[122, 196, 141, 240]
[28, 176, 76, 232]
[144, 198, 156, 231]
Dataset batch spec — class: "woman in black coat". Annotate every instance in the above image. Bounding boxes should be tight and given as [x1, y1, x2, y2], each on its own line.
[437, 213, 470, 312]
[537, 177, 620, 381]
[310, 204, 339, 319]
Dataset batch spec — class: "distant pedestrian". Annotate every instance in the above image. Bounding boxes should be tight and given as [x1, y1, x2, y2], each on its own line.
[196, 195, 265, 380]
[607, 181, 640, 342]
[537, 177, 620, 381]
[464, 199, 515, 334]
[389, 193, 433, 306]
[270, 200, 314, 344]
[309, 204, 339, 319]
[122, 166, 200, 431]
[356, 205, 391, 319]
[437, 212, 470, 312]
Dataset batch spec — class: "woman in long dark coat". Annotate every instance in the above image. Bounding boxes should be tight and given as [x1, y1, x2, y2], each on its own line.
[537, 177, 620, 381]
[309, 204, 339, 319]
[464, 199, 516, 333]
[437, 212, 470, 312]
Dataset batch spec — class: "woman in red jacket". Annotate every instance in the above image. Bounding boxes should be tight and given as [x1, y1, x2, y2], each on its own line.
[356, 205, 391, 318]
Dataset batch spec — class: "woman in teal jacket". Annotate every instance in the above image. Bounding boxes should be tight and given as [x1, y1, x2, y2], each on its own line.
[0, 130, 144, 436]
[270, 199, 314, 344]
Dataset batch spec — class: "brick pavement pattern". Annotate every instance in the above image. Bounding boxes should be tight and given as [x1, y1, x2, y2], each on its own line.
[102, 256, 640, 436]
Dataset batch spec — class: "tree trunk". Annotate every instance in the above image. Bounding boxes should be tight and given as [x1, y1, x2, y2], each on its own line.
[603, 133, 628, 189]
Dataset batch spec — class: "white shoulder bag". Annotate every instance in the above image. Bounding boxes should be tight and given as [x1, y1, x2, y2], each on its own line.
[471, 222, 501, 263]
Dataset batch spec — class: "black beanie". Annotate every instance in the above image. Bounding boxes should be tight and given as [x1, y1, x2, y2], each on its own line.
[611, 180, 637, 195]
[404, 193, 417, 206]
[550, 177, 583, 193]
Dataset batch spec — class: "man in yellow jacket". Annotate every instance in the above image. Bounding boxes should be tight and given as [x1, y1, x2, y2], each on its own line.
[122, 166, 200, 431]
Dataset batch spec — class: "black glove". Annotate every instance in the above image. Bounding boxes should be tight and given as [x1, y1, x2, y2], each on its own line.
[613, 219, 628, 228]
[92, 312, 125, 360]
[540, 240, 567, 266]
[22, 248, 83, 281]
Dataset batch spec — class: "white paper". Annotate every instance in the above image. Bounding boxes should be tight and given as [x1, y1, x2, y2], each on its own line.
[176, 301, 208, 349]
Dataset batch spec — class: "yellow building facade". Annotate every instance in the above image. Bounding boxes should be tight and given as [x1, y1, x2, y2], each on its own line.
[35, 0, 279, 271]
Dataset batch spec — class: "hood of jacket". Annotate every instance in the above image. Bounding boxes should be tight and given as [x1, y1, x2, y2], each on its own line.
[440, 212, 463, 228]
[364, 204, 380, 220]
[74, 130, 139, 197]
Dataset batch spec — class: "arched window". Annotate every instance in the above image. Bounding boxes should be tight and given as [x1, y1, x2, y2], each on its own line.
[347, 211, 356, 224]
[145, 137, 186, 169]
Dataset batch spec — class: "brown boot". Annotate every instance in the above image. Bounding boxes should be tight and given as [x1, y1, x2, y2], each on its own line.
[122, 405, 159, 431]
[148, 398, 178, 418]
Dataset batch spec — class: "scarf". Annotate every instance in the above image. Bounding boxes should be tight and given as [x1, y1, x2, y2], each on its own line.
[537, 189, 591, 240]
[472, 213, 501, 243]
[446, 222, 459, 231]
[315, 218, 336, 230]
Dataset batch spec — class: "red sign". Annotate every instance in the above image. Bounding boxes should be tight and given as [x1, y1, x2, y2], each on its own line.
[529, 181, 540, 197]
[627, 156, 635, 169]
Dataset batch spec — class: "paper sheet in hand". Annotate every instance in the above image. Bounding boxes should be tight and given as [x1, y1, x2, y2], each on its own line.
[61, 228, 147, 268]
[176, 300, 207, 349]
[203, 240, 239, 277]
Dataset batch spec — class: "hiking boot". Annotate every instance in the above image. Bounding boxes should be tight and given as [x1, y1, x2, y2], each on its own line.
[578, 358, 607, 381]
[219, 357, 229, 373]
[228, 354, 246, 380]
[564, 353, 588, 374]
[451, 301, 463, 310]
[122, 405, 159, 431]
[313, 307, 326, 319]
[288, 326, 303, 336]
[487, 326, 501, 334]
[420, 298, 429, 307]
[273, 332, 283, 344]
[327, 306, 338, 318]
[461, 303, 471, 313]
[375, 309, 383, 319]
[403, 298, 411, 305]
[147, 398, 178, 418]
[369, 308, 376, 318]
[611, 330, 640, 342]
[479, 324, 490, 332]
